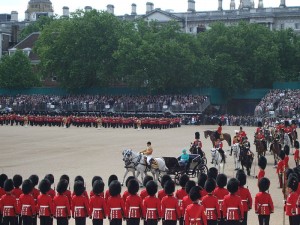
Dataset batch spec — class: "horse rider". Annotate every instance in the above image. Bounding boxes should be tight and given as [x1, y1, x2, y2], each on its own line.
[192, 132, 204, 157]
[241, 136, 251, 154]
[255, 130, 267, 151]
[284, 120, 293, 144]
[214, 138, 226, 163]
[254, 121, 263, 145]
[230, 130, 240, 156]
[140, 141, 153, 167]
[215, 121, 222, 140]
[238, 126, 247, 144]
[291, 120, 298, 139]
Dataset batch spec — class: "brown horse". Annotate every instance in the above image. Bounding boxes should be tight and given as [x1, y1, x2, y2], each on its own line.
[255, 139, 266, 158]
[204, 130, 231, 147]
[270, 140, 281, 166]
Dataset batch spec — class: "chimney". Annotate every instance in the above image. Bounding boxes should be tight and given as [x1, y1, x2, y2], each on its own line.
[242, 0, 251, 9]
[146, 2, 154, 14]
[187, 0, 195, 12]
[218, 0, 223, 11]
[251, 0, 255, 8]
[84, 6, 92, 12]
[258, 0, 263, 8]
[230, 0, 236, 10]
[107, 4, 114, 14]
[131, 3, 137, 15]
[62, 6, 69, 17]
[11, 11, 18, 21]
[280, 0, 286, 8]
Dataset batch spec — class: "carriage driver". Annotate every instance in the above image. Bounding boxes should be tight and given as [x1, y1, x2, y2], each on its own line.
[140, 141, 153, 166]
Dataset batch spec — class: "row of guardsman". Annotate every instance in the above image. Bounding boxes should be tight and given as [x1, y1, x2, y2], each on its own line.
[1, 165, 300, 225]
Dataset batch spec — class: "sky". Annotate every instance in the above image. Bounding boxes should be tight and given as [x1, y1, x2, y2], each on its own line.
[1, 0, 299, 21]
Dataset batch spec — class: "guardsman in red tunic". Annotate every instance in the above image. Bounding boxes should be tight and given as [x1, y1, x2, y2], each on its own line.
[284, 145, 290, 169]
[142, 181, 162, 225]
[236, 171, 252, 225]
[72, 181, 89, 225]
[175, 175, 189, 225]
[139, 176, 153, 200]
[257, 156, 267, 185]
[11, 175, 23, 225]
[20, 179, 36, 225]
[0, 174, 8, 224]
[45, 174, 55, 200]
[157, 175, 172, 201]
[105, 175, 118, 203]
[294, 141, 300, 167]
[222, 178, 244, 225]
[255, 121, 263, 136]
[59, 175, 71, 206]
[255, 178, 274, 225]
[161, 180, 180, 225]
[29, 174, 40, 225]
[90, 176, 104, 199]
[123, 177, 136, 203]
[277, 151, 286, 188]
[285, 175, 299, 225]
[106, 181, 125, 225]
[184, 186, 207, 225]
[71, 176, 89, 200]
[53, 180, 71, 225]
[198, 173, 208, 203]
[192, 132, 204, 157]
[89, 180, 106, 225]
[202, 178, 220, 225]
[37, 179, 54, 225]
[213, 174, 228, 225]
[125, 180, 142, 225]
[182, 181, 196, 215]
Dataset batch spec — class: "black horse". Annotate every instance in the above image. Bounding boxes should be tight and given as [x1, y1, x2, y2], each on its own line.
[240, 146, 254, 176]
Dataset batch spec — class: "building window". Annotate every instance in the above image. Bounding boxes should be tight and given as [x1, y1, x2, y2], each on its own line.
[280, 24, 285, 29]
[295, 23, 300, 29]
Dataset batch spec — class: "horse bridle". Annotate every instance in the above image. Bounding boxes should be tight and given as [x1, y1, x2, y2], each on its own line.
[123, 151, 143, 168]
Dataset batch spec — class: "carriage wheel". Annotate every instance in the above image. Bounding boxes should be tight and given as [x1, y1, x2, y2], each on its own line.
[202, 157, 207, 165]
[195, 164, 208, 177]
[174, 173, 181, 185]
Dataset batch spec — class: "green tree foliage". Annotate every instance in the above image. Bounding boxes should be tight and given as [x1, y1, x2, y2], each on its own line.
[0, 50, 40, 88]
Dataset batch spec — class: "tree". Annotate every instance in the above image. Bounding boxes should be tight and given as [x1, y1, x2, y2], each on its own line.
[0, 50, 40, 88]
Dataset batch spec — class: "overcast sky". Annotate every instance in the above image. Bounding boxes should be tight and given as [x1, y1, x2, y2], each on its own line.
[1, 0, 299, 21]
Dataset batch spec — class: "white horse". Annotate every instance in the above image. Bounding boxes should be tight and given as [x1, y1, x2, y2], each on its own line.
[284, 133, 292, 153]
[211, 148, 226, 173]
[231, 143, 240, 170]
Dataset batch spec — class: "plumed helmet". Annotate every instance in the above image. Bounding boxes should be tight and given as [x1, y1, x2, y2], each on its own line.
[22, 179, 33, 194]
[227, 178, 239, 194]
[236, 172, 247, 186]
[284, 145, 290, 156]
[179, 174, 189, 188]
[285, 121, 290, 127]
[74, 176, 84, 183]
[128, 179, 139, 195]
[29, 175, 39, 187]
[92, 176, 102, 186]
[185, 180, 196, 194]
[0, 174, 8, 188]
[160, 174, 171, 188]
[258, 178, 270, 192]
[218, 122, 222, 126]
[60, 175, 70, 183]
[44, 174, 54, 184]
[258, 156, 267, 170]
[204, 178, 216, 193]
[195, 132, 200, 139]
[142, 175, 153, 187]
[125, 176, 136, 187]
[146, 180, 158, 196]
[57, 179, 68, 194]
[216, 174, 227, 188]
[164, 180, 175, 195]
[189, 186, 201, 201]
[73, 181, 85, 196]
[208, 167, 218, 180]
[108, 175, 118, 186]
[109, 180, 121, 197]
[38, 179, 51, 194]
[236, 169, 245, 177]
[92, 180, 104, 195]
[4, 179, 14, 192]
[257, 121, 262, 127]
[294, 141, 299, 149]
[197, 173, 207, 188]
[279, 150, 285, 160]
[287, 175, 298, 192]
[13, 175, 23, 188]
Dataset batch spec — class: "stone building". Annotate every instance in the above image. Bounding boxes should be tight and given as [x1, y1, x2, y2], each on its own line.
[25, 0, 54, 21]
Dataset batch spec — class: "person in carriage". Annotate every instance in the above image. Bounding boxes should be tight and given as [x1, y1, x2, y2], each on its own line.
[179, 149, 190, 172]
[214, 138, 226, 164]
[191, 132, 204, 157]
[140, 141, 153, 168]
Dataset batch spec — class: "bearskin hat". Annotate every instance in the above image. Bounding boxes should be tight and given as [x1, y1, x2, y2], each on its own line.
[38, 179, 51, 194]
[108, 175, 118, 186]
[60, 175, 70, 183]
[279, 150, 285, 160]
[286, 169, 295, 180]
[218, 122, 222, 127]
[236, 172, 247, 186]
[164, 180, 175, 195]
[287, 175, 298, 192]
[4, 179, 14, 192]
[204, 178, 216, 193]
[160, 174, 171, 188]
[74, 181, 85, 196]
[292, 120, 296, 125]
[57, 179, 68, 194]
[257, 121, 262, 127]
[128, 179, 139, 195]
[0, 174, 8, 188]
[195, 132, 200, 139]
[284, 145, 290, 156]
[258, 156, 267, 170]
[92, 176, 102, 186]
[125, 176, 136, 187]
[13, 175, 23, 188]
[227, 178, 239, 194]
[235, 169, 245, 177]
[44, 174, 54, 184]
[189, 186, 201, 201]
[216, 174, 227, 188]
[22, 179, 33, 194]
[285, 121, 290, 127]
[142, 175, 153, 187]
[207, 167, 218, 180]
[146, 180, 158, 196]
[74, 176, 84, 183]
[93, 180, 104, 195]
[185, 180, 196, 194]
[294, 141, 299, 149]
[179, 174, 190, 188]
[258, 178, 270, 192]
[197, 173, 207, 188]
[109, 180, 121, 197]
[29, 175, 39, 187]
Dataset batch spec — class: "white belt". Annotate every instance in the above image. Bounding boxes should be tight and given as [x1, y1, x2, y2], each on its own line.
[40, 206, 49, 208]
[190, 218, 201, 221]
[111, 208, 121, 210]
[261, 204, 268, 207]
[242, 200, 248, 202]
[22, 205, 31, 207]
[130, 207, 139, 209]
[218, 200, 223, 203]
[166, 208, 175, 210]
[4, 206, 13, 209]
[206, 208, 215, 211]
[75, 206, 84, 209]
[93, 208, 103, 210]
[57, 206, 66, 209]
[147, 208, 156, 211]
[227, 207, 238, 210]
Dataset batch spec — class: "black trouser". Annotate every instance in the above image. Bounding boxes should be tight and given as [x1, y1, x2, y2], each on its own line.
[56, 217, 68, 225]
[179, 217, 183, 225]
[163, 220, 176, 225]
[225, 220, 240, 225]
[289, 215, 299, 225]
[110, 219, 122, 225]
[0, 214, 3, 225]
[145, 220, 157, 225]
[258, 215, 270, 225]
[22, 216, 33, 225]
[127, 218, 140, 225]
[241, 212, 248, 225]
[92, 219, 103, 225]
[40, 216, 51, 225]
[3, 217, 15, 225]
[207, 220, 217, 225]
[15, 215, 21, 225]
[218, 212, 225, 225]
[75, 217, 86, 225]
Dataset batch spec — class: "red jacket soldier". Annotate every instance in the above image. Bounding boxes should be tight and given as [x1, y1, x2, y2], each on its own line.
[157, 175, 172, 201]
[294, 141, 300, 167]
[184, 186, 207, 225]
[37, 179, 54, 225]
[215, 122, 222, 140]
[255, 178, 274, 225]
[222, 178, 244, 225]
[125, 180, 142, 225]
[202, 178, 220, 225]
[12, 175, 23, 225]
[257, 156, 267, 184]
[0, 174, 8, 198]
[72, 181, 89, 225]
[139, 176, 153, 200]
[182, 181, 196, 216]
[277, 151, 286, 188]
[142, 181, 162, 225]
[198, 173, 208, 203]
[89, 180, 106, 225]
[284, 145, 290, 169]
[213, 174, 228, 225]
[59, 175, 72, 205]
[105, 175, 118, 202]
[285, 175, 299, 225]
[122, 176, 136, 203]
[175, 175, 189, 225]
[53, 180, 71, 225]
[71, 176, 89, 200]
[90, 176, 104, 199]
[45, 174, 55, 200]
[29, 175, 40, 225]
[20, 179, 36, 225]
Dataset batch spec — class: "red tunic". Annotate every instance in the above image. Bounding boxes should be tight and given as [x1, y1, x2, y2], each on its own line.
[71, 195, 89, 218]
[201, 194, 220, 220]
[276, 160, 285, 174]
[62, 190, 72, 205]
[90, 191, 104, 199]
[237, 186, 252, 212]
[0, 193, 20, 216]
[53, 194, 71, 217]
[31, 188, 40, 203]
[184, 203, 207, 225]
[257, 169, 265, 185]
[158, 189, 166, 200]
[254, 192, 274, 215]
[106, 196, 125, 219]
[161, 195, 180, 220]
[0, 188, 6, 198]
[72, 191, 89, 200]
[122, 191, 130, 203]
[222, 194, 244, 220]
[37, 194, 54, 216]
[11, 187, 23, 210]
[284, 156, 289, 168]
[182, 195, 192, 215]
[125, 194, 142, 218]
[213, 187, 229, 211]
[47, 189, 55, 200]
[142, 195, 162, 220]
[175, 188, 188, 217]
[89, 195, 107, 220]
[294, 149, 299, 162]
[285, 192, 298, 216]
[217, 126, 222, 135]
[19, 194, 36, 216]
[139, 190, 148, 200]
